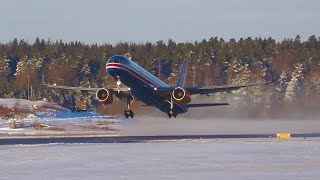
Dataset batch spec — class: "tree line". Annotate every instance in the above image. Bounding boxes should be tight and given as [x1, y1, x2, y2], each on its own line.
[0, 36, 319, 118]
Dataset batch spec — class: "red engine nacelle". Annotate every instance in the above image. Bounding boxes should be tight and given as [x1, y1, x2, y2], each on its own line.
[172, 87, 191, 103]
[96, 88, 113, 104]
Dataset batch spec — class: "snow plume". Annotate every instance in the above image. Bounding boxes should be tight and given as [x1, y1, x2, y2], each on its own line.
[120, 92, 320, 136]
[109, 88, 320, 136]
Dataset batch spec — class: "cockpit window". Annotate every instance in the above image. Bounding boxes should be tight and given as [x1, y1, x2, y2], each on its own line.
[109, 59, 124, 63]
[108, 56, 129, 64]
[114, 59, 122, 63]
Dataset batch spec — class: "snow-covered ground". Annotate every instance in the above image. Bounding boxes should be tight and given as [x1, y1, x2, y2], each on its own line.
[0, 98, 118, 135]
[1, 99, 320, 179]
[0, 98, 48, 109]
[0, 138, 319, 179]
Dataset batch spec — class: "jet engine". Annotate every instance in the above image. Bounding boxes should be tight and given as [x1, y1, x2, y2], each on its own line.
[96, 88, 113, 104]
[172, 87, 191, 103]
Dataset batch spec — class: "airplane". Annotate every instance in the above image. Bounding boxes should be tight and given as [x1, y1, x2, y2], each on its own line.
[44, 55, 266, 118]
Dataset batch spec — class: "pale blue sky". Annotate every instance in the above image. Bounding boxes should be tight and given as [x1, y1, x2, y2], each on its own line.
[0, 0, 319, 44]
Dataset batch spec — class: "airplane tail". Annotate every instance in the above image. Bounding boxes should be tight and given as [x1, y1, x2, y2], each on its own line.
[176, 58, 188, 87]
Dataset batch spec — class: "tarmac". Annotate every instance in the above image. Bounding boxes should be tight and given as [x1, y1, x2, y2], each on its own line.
[1, 133, 320, 145]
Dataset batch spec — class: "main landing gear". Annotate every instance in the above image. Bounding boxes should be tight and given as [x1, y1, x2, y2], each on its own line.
[124, 97, 134, 118]
[166, 96, 177, 118]
[167, 111, 177, 118]
[124, 109, 134, 118]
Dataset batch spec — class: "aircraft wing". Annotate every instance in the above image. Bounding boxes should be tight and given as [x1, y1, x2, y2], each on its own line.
[185, 82, 265, 95]
[44, 84, 131, 94]
[154, 82, 267, 97]
[44, 84, 100, 92]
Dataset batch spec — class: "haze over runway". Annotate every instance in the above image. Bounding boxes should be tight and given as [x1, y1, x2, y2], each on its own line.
[1, 0, 319, 44]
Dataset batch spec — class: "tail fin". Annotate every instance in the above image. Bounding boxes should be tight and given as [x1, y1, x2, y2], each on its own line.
[176, 58, 188, 87]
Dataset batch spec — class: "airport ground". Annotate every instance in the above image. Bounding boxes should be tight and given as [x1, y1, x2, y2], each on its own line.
[0, 138, 320, 179]
[1, 98, 320, 179]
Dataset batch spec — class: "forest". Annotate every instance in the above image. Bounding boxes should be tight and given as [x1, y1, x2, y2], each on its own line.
[0, 35, 319, 119]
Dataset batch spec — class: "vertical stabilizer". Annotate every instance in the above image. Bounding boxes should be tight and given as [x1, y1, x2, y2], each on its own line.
[176, 58, 188, 87]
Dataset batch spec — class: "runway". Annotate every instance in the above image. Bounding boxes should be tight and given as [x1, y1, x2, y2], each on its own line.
[1, 133, 320, 145]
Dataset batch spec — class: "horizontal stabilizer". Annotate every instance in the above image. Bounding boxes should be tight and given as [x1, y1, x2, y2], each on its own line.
[186, 103, 229, 108]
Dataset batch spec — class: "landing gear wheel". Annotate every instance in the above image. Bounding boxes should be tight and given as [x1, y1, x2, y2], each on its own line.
[167, 112, 177, 118]
[166, 95, 178, 118]
[173, 113, 177, 118]
[129, 110, 134, 118]
[124, 110, 134, 118]
[124, 110, 129, 118]
[124, 97, 135, 118]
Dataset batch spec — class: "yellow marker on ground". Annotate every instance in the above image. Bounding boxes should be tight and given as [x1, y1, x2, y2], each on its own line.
[277, 133, 291, 139]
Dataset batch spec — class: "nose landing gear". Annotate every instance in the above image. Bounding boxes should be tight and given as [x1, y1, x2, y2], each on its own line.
[124, 97, 135, 118]
[116, 76, 121, 93]
[167, 111, 177, 118]
[114, 77, 135, 118]
[124, 110, 134, 118]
